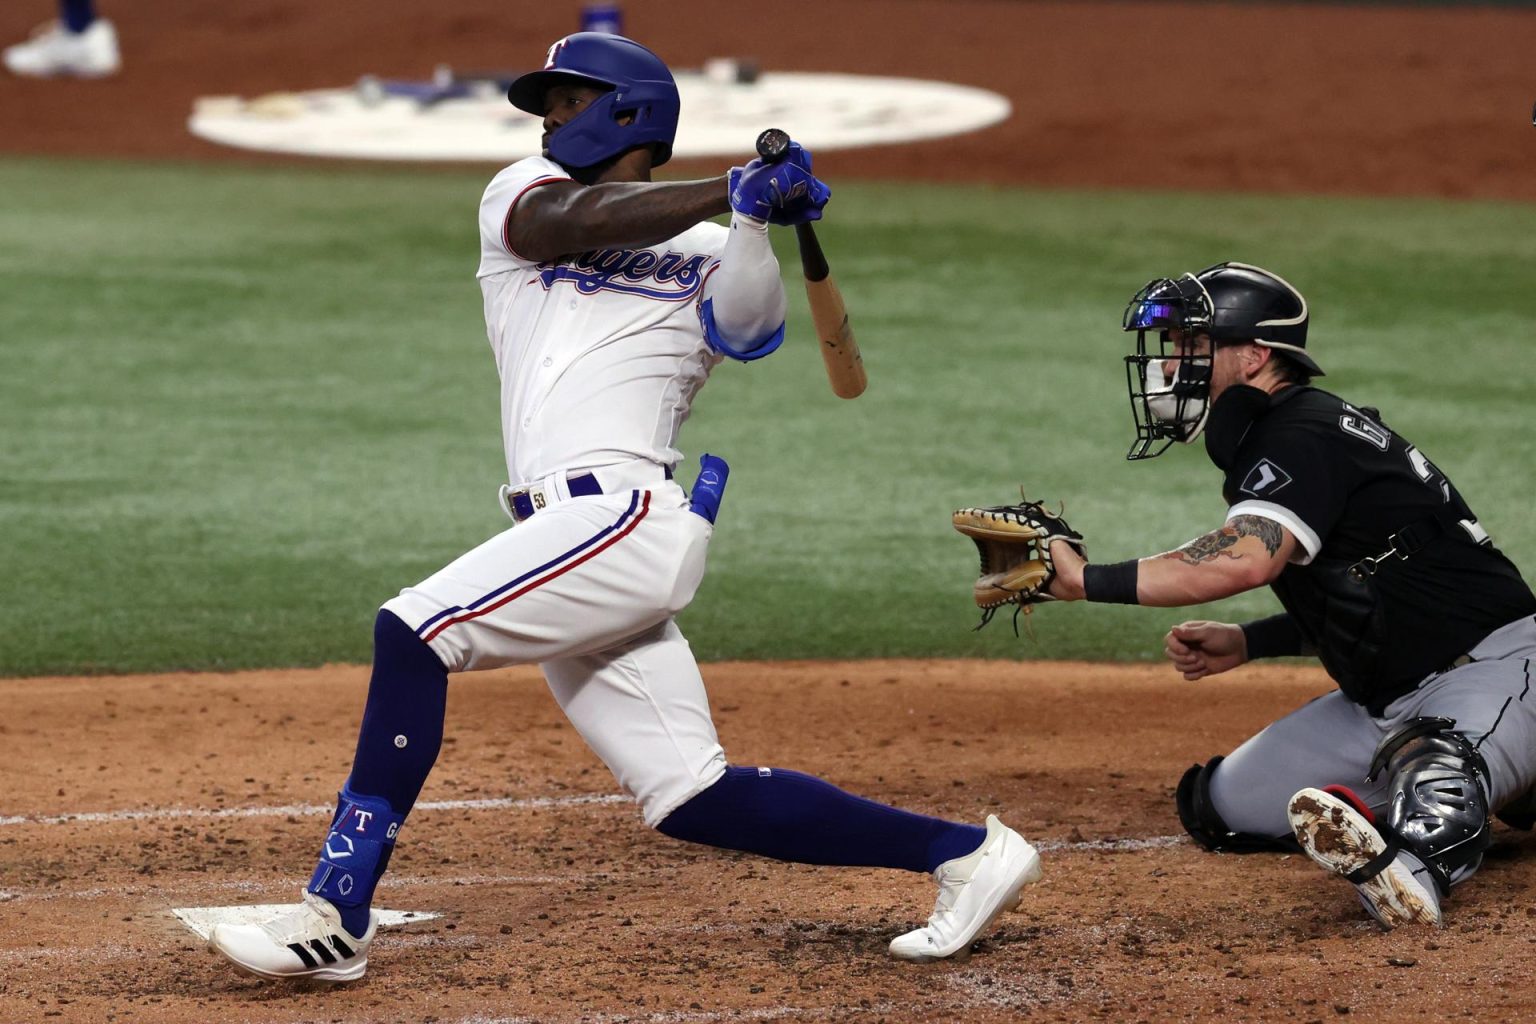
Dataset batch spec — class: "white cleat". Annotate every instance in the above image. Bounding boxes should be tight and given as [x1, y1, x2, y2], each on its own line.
[1288, 786, 1442, 930]
[208, 893, 378, 982]
[889, 814, 1042, 962]
[3, 19, 120, 78]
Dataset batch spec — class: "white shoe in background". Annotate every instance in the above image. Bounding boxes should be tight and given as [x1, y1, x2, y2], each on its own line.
[4, 19, 121, 78]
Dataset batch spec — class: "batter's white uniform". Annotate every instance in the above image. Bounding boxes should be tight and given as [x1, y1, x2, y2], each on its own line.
[385, 156, 761, 826]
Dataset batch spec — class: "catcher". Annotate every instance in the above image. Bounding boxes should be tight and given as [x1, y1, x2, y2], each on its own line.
[955, 262, 1536, 930]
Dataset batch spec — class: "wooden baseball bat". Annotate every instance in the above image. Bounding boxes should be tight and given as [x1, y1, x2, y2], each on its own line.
[754, 129, 867, 400]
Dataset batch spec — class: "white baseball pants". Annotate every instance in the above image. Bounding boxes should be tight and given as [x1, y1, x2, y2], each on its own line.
[384, 474, 728, 825]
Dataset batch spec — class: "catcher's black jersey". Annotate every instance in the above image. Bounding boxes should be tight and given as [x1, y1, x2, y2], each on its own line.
[1221, 386, 1535, 709]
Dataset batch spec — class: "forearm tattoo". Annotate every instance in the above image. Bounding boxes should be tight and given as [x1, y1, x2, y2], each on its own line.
[1162, 515, 1283, 565]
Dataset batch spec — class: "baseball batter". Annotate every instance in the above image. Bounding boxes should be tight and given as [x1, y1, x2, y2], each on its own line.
[1042, 263, 1536, 928]
[207, 33, 1042, 982]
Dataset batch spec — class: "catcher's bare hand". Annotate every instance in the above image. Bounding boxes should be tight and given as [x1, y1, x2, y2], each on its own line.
[1045, 539, 1087, 601]
[1164, 620, 1247, 680]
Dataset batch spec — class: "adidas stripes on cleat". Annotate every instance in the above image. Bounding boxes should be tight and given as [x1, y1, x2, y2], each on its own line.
[208, 893, 378, 982]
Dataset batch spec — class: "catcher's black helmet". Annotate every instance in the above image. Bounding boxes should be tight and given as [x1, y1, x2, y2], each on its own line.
[1119, 261, 1318, 460]
[1123, 262, 1320, 375]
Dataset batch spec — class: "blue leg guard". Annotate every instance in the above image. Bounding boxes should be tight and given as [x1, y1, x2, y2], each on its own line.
[307, 786, 405, 938]
[657, 766, 985, 873]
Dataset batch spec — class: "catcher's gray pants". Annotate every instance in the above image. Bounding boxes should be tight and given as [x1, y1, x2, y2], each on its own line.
[1209, 614, 1536, 840]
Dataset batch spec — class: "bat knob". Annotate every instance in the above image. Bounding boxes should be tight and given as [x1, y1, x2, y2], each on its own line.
[755, 127, 790, 162]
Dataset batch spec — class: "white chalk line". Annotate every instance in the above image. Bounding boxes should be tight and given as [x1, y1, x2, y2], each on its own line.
[0, 841, 1186, 910]
[454, 1007, 901, 1024]
[4, 871, 627, 907]
[0, 791, 630, 828]
[0, 793, 1188, 855]
[1036, 834, 1186, 853]
[0, 789, 1185, 906]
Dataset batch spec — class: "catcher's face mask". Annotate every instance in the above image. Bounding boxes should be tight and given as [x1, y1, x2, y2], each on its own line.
[1122, 274, 1215, 460]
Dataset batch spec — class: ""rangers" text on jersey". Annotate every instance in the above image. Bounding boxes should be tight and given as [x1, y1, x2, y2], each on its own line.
[538, 248, 709, 301]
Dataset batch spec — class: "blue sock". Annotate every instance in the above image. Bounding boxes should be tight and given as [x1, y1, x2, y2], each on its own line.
[346, 609, 448, 811]
[60, 0, 96, 33]
[307, 610, 448, 937]
[657, 766, 986, 873]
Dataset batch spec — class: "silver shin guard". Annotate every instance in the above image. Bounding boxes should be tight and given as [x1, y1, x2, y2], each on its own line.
[1367, 717, 1491, 894]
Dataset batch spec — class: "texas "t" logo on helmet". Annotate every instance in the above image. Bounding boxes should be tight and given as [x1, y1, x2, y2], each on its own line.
[544, 37, 569, 69]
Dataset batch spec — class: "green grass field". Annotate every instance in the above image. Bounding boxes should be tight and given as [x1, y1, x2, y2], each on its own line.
[3, 157, 1533, 675]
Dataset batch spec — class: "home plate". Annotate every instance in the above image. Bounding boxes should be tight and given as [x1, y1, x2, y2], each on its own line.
[173, 904, 439, 941]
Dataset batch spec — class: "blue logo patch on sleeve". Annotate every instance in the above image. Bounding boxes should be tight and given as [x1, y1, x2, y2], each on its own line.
[1240, 458, 1293, 497]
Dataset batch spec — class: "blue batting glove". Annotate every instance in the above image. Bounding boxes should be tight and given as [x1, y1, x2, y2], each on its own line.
[780, 141, 813, 172]
[771, 142, 824, 224]
[765, 178, 830, 226]
[728, 159, 831, 225]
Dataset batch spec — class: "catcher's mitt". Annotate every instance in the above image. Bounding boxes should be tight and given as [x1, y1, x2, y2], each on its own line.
[952, 494, 1086, 630]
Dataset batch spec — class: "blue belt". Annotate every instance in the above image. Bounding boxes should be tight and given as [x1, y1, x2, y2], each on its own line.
[507, 472, 603, 522]
[505, 465, 673, 522]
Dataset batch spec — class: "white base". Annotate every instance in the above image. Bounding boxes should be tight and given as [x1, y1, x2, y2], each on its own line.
[173, 904, 438, 941]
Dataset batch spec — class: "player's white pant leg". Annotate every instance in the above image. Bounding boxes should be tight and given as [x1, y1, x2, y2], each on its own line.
[541, 618, 728, 826]
[384, 482, 711, 672]
[1391, 615, 1536, 810]
[1208, 690, 1389, 838]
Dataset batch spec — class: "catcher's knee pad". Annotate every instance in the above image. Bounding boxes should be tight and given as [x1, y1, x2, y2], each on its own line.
[1366, 717, 1491, 892]
[1176, 757, 1299, 854]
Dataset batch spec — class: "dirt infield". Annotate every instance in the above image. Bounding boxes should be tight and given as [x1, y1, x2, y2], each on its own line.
[2, 0, 1534, 200]
[6, 2, 1536, 1022]
[5, 662, 1536, 1024]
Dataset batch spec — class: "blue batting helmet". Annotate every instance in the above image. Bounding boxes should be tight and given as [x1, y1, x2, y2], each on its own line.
[507, 33, 681, 169]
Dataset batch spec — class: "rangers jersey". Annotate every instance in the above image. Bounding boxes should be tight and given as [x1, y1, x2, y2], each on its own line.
[477, 155, 728, 487]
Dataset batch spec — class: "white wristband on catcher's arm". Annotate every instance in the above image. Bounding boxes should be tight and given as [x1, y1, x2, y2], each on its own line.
[699, 214, 787, 358]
